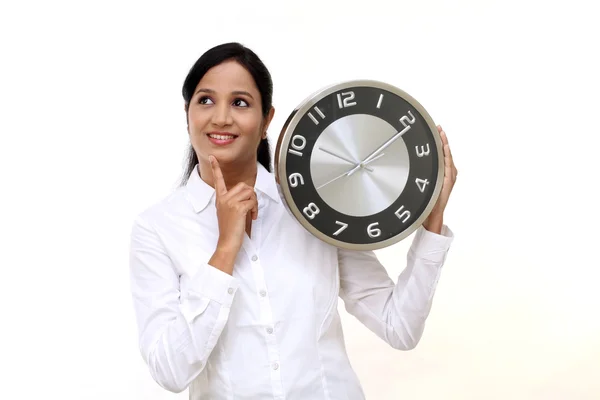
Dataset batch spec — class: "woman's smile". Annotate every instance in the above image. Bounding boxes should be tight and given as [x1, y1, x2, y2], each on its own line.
[207, 131, 238, 145]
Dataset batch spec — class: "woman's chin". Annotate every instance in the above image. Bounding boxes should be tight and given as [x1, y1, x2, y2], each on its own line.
[202, 150, 249, 166]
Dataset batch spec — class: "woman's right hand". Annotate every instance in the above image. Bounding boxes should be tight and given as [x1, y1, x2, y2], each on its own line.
[208, 155, 257, 274]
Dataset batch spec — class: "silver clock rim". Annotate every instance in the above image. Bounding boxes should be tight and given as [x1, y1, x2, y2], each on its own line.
[274, 79, 445, 251]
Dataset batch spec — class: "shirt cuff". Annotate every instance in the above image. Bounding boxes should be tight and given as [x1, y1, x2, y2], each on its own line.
[410, 224, 454, 263]
[187, 263, 239, 307]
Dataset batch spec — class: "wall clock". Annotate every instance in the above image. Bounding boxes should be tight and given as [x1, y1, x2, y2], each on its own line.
[274, 80, 444, 251]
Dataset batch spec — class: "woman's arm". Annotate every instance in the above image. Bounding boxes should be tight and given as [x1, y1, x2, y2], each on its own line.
[339, 124, 458, 348]
[129, 215, 238, 393]
[338, 225, 454, 350]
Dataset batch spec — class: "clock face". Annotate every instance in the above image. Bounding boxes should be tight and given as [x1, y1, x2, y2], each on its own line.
[274, 80, 444, 251]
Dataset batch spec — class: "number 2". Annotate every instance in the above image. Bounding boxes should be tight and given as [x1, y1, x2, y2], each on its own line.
[399, 110, 415, 128]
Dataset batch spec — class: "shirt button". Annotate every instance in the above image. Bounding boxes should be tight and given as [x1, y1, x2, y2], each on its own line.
[259, 289, 267, 297]
[227, 288, 234, 295]
[251, 255, 258, 261]
[266, 327, 273, 334]
[272, 362, 279, 370]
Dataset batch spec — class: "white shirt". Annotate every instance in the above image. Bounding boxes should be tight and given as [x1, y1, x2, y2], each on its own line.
[129, 162, 454, 400]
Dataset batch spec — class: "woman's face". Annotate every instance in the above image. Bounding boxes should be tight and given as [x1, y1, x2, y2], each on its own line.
[187, 60, 273, 169]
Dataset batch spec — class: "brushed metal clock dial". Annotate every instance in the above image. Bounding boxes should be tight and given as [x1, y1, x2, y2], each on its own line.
[274, 80, 444, 251]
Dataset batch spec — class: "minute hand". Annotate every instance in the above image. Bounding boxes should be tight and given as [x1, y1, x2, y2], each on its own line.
[347, 124, 412, 177]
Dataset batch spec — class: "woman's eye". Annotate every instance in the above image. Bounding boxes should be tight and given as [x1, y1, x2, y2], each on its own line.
[233, 98, 248, 107]
[198, 96, 214, 105]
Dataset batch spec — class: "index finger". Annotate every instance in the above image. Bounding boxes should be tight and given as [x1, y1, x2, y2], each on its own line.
[209, 155, 227, 196]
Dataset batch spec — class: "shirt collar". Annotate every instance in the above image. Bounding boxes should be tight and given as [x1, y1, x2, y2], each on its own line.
[186, 162, 280, 213]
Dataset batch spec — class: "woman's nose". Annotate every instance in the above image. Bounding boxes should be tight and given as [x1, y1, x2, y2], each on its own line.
[211, 103, 232, 126]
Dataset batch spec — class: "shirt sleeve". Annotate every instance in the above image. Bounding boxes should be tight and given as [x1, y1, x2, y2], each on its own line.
[338, 224, 454, 350]
[129, 215, 238, 393]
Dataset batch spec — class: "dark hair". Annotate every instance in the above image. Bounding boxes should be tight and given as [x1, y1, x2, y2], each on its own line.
[180, 42, 274, 185]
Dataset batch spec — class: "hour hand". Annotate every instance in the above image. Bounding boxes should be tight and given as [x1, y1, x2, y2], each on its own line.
[318, 147, 374, 172]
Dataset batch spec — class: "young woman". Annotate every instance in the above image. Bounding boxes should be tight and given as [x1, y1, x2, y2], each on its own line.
[129, 42, 457, 400]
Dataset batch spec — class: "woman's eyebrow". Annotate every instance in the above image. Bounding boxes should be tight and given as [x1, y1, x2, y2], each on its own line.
[231, 90, 254, 99]
[194, 88, 254, 99]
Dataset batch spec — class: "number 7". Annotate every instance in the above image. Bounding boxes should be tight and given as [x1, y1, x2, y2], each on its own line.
[333, 221, 348, 236]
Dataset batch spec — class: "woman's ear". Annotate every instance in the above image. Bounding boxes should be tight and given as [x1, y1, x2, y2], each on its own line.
[262, 107, 275, 136]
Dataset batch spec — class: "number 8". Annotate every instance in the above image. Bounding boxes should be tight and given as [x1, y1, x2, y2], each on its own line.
[303, 203, 320, 219]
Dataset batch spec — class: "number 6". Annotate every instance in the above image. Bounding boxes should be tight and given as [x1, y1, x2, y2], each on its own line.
[367, 222, 381, 238]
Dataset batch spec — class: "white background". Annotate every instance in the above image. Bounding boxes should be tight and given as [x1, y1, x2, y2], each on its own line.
[1, 0, 599, 399]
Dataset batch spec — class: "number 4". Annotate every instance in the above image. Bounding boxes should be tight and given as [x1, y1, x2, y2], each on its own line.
[415, 178, 429, 193]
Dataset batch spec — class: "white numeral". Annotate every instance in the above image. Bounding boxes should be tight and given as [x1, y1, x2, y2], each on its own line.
[288, 135, 306, 157]
[367, 222, 381, 238]
[416, 144, 430, 157]
[303, 203, 320, 219]
[334, 221, 348, 236]
[307, 106, 326, 125]
[376, 94, 383, 109]
[415, 178, 429, 193]
[337, 91, 357, 108]
[395, 205, 411, 223]
[399, 110, 416, 128]
[288, 173, 304, 188]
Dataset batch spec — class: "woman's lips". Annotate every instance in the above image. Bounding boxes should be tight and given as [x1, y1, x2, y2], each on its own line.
[207, 132, 237, 145]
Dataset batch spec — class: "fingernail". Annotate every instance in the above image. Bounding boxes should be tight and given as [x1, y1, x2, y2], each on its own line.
[208, 155, 214, 162]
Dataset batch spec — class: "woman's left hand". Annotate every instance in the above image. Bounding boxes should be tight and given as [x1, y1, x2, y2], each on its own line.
[422, 125, 458, 234]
